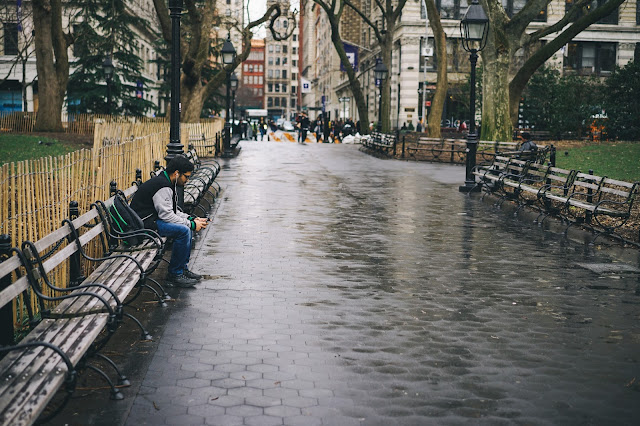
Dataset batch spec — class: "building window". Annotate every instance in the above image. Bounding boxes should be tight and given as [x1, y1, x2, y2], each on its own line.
[282, 84, 287, 92]
[275, 45, 281, 53]
[274, 97, 280, 106]
[292, 86, 296, 94]
[268, 70, 273, 78]
[564, 41, 616, 76]
[283, 45, 288, 54]
[435, 0, 465, 20]
[566, 0, 618, 25]
[635, 43, 640, 62]
[293, 35, 297, 41]
[268, 83, 273, 92]
[275, 70, 280, 78]
[291, 98, 296, 108]
[276, 57, 280, 65]
[283, 57, 287, 65]
[267, 97, 273, 107]
[292, 73, 296, 81]
[259, 76, 263, 84]
[292, 60, 297, 67]
[268, 45, 273, 53]
[282, 70, 287, 79]
[275, 84, 280, 92]
[292, 47, 297, 55]
[3, 23, 19, 56]
[269, 57, 273, 65]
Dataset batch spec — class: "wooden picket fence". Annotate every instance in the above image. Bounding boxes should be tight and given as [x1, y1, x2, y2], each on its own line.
[0, 119, 224, 334]
[0, 112, 169, 134]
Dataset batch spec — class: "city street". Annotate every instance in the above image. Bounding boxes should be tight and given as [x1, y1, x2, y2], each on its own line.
[123, 140, 640, 425]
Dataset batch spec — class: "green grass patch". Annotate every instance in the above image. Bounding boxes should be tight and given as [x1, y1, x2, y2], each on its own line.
[0, 134, 79, 165]
[556, 142, 640, 182]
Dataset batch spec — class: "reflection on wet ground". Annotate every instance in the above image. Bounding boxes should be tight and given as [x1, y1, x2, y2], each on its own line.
[129, 142, 640, 425]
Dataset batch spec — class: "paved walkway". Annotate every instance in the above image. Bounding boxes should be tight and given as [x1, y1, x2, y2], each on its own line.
[125, 141, 640, 425]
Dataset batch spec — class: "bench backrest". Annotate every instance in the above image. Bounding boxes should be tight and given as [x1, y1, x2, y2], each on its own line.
[0, 252, 29, 313]
[572, 173, 639, 204]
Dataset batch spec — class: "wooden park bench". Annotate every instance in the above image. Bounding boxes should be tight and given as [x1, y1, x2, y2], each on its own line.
[405, 137, 467, 163]
[538, 172, 639, 241]
[0, 185, 166, 424]
[473, 156, 639, 243]
[361, 131, 397, 156]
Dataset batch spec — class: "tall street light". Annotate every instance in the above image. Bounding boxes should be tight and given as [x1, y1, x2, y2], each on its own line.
[221, 34, 237, 157]
[230, 72, 238, 134]
[166, 0, 184, 164]
[374, 58, 388, 132]
[102, 55, 114, 114]
[459, 0, 489, 193]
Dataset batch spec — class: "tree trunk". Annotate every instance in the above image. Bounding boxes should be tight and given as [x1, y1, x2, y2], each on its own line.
[181, 78, 207, 123]
[328, 18, 369, 134]
[380, 31, 393, 133]
[32, 0, 68, 132]
[425, 0, 446, 138]
[480, 51, 512, 141]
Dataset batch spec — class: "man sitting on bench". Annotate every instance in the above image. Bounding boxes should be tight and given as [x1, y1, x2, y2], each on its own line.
[131, 156, 209, 288]
[519, 131, 537, 152]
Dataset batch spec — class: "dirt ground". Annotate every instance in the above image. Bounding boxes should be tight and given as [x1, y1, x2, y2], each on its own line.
[27, 132, 94, 149]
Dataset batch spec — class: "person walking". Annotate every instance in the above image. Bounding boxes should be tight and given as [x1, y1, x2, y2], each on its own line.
[259, 117, 267, 141]
[298, 112, 310, 144]
[130, 156, 208, 288]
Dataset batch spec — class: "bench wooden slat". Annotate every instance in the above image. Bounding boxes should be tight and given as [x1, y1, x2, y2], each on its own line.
[0, 255, 21, 281]
[51, 243, 158, 316]
[40, 222, 104, 275]
[0, 276, 29, 309]
[0, 314, 108, 426]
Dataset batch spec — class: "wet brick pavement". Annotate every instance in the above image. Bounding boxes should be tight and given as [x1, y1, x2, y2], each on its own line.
[125, 141, 640, 425]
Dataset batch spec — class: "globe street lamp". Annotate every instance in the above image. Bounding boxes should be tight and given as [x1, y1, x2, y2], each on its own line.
[102, 55, 114, 114]
[459, 0, 489, 193]
[165, 0, 184, 164]
[374, 58, 388, 132]
[221, 34, 237, 157]
[230, 72, 238, 134]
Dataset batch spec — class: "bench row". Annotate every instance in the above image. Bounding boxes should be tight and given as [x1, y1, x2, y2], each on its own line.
[0, 147, 221, 425]
[404, 137, 554, 165]
[473, 156, 639, 243]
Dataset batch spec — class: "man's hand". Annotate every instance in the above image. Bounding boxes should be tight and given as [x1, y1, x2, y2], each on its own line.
[194, 217, 209, 231]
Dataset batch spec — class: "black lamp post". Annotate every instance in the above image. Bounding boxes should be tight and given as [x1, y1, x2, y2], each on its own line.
[165, 0, 184, 164]
[230, 72, 238, 134]
[459, 0, 489, 193]
[374, 58, 388, 132]
[221, 34, 237, 157]
[102, 55, 114, 114]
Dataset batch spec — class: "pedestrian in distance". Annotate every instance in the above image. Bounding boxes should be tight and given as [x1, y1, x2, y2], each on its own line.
[298, 112, 310, 144]
[130, 156, 208, 288]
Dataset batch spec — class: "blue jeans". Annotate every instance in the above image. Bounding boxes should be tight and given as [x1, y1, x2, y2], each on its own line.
[156, 220, 192, 276]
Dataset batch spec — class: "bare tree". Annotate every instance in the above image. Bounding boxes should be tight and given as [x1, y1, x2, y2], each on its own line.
[311, 0, 370, 133]
[423, 0, 447, 138]
[479, 0, 625, 141]
[152, 0, 294, 122]
[343, 0, 408, 133]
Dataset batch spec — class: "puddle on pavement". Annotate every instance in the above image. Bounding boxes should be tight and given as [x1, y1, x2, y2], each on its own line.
[575, 262, 640, 274]
[201, 274, 231, 280]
